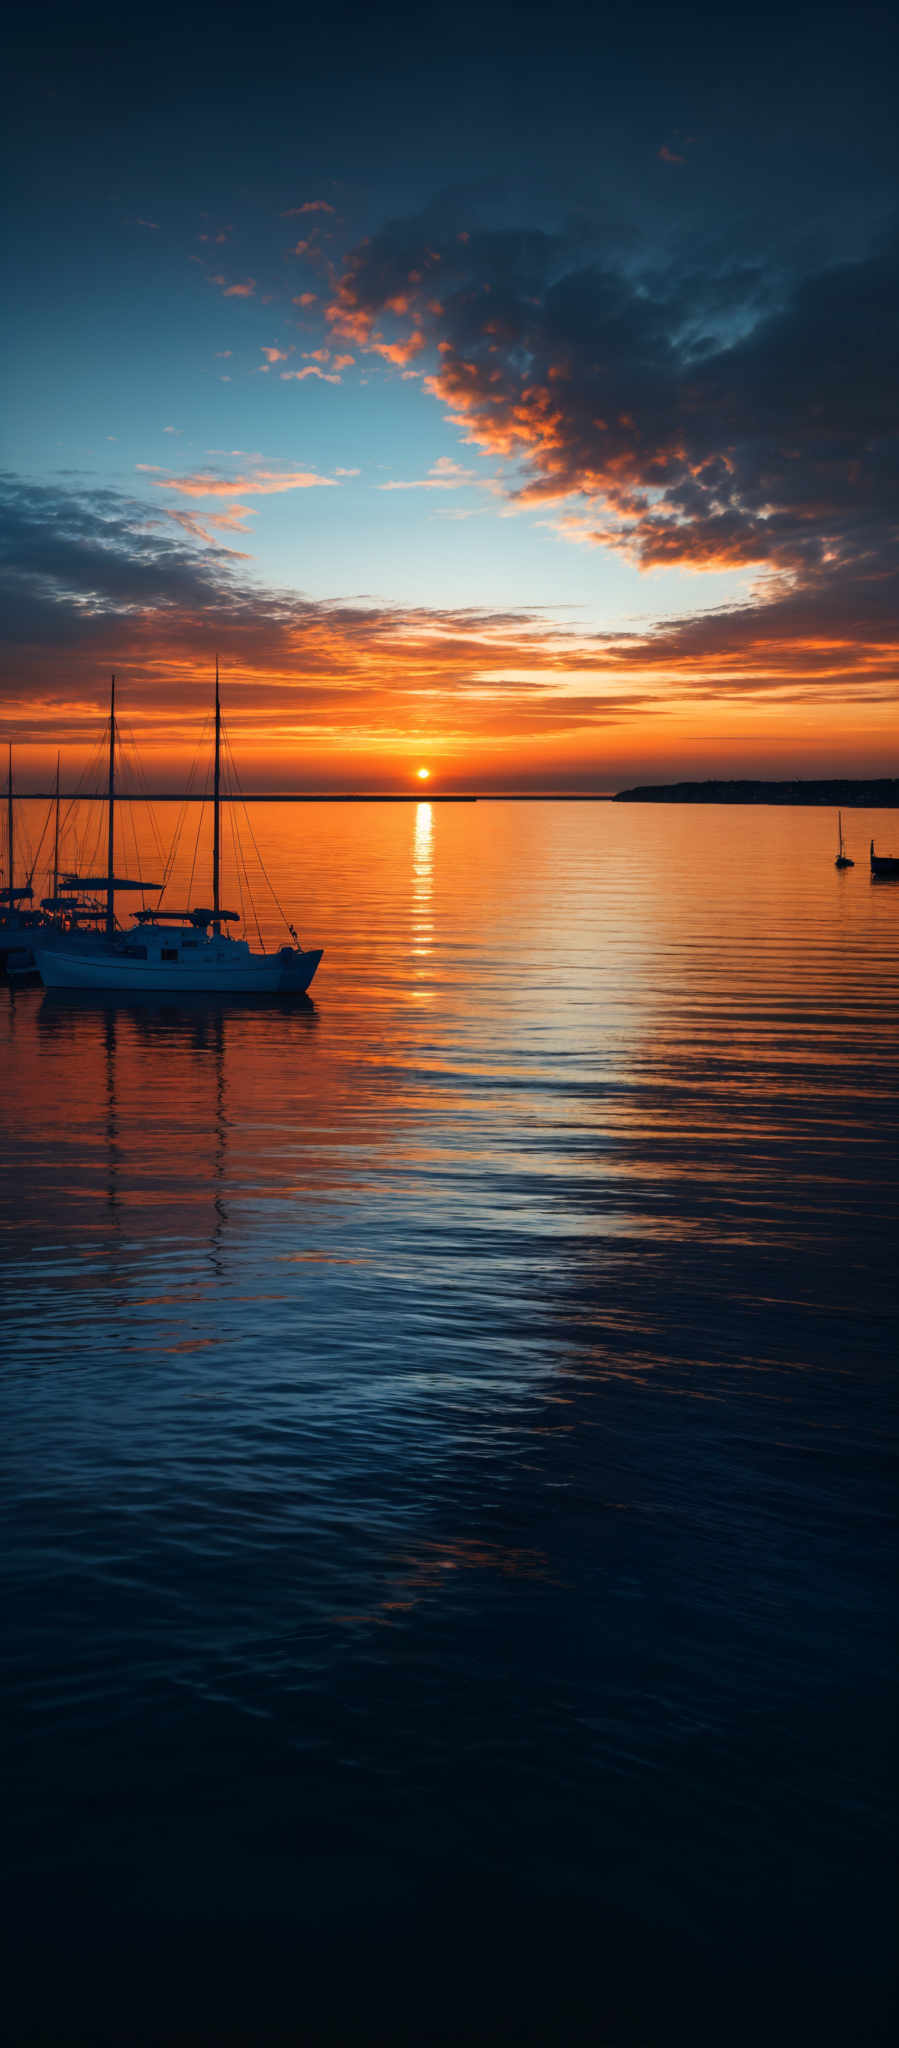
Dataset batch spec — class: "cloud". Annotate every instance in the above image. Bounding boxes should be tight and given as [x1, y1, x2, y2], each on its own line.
[209, 274, 256, 297]
[280, 366, 341, 384]
[294, 293, 318, 308]
[332, 354, 355, 371]
[215, 350, 233, 359]
[325, 205, 899, 646]
[282, 201, 336, 216]
[260, 345, 289, 364]
[370, 331, 425, 367]
[658, 145, 685, 165]
[167, 507, 252, 552]
[379, 456, 484, 491]
[1, 474, 893, 770]
[153, 467, 338, 499]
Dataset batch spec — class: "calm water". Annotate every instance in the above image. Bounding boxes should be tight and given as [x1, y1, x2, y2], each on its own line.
[1, 801, 897, 2045]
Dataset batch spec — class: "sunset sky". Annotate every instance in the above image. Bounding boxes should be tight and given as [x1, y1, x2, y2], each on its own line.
[2, 1, 897, 790]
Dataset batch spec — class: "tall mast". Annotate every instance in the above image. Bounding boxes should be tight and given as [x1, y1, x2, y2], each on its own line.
[5, 743, 11, 905]
[52, 751, 61, 901]
[212, 655, 221, 937]
[106, 675, 116, 937]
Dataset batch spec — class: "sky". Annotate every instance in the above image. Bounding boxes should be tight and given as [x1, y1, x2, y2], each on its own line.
[2, 0, 897, 790]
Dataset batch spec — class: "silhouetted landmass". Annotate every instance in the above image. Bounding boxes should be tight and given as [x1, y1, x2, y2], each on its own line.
[614, 779, 899, 807]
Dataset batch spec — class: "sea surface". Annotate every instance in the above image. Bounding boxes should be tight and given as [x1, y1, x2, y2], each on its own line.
[1, 800, 897, 2045]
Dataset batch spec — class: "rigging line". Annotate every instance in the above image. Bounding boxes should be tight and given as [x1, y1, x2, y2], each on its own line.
[238, 804, 264, 950]
[59, 727, 106, 850]
[155, 729, 206, 902]
[125, 797, 146, 914]
[227, 798, 248, 934]
[221, 729, 262, 942]
[119, 718, 168, 879]
[186, 755, 212, 908]
[26, 796, 56, 888]
[221, 736, 263, 947]
[222, 725, 295, 937]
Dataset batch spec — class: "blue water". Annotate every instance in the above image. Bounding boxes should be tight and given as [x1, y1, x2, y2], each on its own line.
[1, 801, 896, 2044]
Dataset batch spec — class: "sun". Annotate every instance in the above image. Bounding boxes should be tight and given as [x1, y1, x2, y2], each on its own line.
[416, 767, 430, 780]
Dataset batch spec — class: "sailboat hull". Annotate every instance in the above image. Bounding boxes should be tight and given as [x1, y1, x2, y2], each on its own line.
[31, 941, 322, 994]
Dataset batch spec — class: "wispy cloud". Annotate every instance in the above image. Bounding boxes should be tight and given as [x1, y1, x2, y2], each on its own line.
[280, 366, 341, 385]
[379, 457, 485, 491]
[209, 274, 256, 298]
[152, 467, 338, 499]
[283, 200, 336, 216]
[1, 475, 894, 783]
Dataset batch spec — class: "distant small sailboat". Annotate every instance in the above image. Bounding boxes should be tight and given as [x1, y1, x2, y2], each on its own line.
[834, 812, 854, 868]
[870, 839, 899, 878]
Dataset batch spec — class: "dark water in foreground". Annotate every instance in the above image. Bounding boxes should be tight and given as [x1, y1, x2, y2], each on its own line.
[1, 801, 897, 2045]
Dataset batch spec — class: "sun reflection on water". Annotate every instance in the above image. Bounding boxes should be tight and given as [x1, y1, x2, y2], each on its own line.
[411, 800, 434, 984]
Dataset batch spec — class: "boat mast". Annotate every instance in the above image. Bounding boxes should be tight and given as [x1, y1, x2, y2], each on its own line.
[52, 751, 61, 901]
[5, 743, 11, 905]
[212, 655, 221, 938]
[106, 675, 116, 937]
[838, 810, 843, 857]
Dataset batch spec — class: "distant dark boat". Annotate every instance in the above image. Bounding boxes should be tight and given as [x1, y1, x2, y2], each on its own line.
[870, 839, 899, 878]
[834, 811, 854, 868]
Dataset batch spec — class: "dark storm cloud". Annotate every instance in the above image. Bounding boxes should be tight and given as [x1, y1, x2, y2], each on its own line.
[328, 209, 899, 606]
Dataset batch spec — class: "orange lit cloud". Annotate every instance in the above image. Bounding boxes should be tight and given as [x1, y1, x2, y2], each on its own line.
[209, 274, 256, 297]
[2, 473, 895, 794]
[152, 467, 338, 499]
[370, 331, 425, 367]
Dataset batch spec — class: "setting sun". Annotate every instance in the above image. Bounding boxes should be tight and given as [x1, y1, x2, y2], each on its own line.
[416, 767, 430, 780]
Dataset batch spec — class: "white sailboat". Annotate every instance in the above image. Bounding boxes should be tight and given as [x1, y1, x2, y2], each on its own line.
[31, 669, 322, 995]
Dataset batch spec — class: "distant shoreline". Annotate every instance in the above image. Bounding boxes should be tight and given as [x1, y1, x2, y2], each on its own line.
[17, 791, 617, 804]
[14, 781, 897, 805]
[614, 779, 899, 807]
